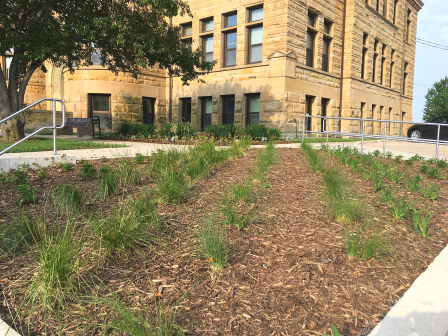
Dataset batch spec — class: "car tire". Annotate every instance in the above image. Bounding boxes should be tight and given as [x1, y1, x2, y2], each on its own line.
[410, 129, 423, 139]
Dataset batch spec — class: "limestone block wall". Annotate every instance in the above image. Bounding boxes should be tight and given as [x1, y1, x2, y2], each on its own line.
[24, 109, 74, 132]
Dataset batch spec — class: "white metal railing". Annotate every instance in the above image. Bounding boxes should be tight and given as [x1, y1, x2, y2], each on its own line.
[298, 115, 448, 159]
[0, 98, 66, 156]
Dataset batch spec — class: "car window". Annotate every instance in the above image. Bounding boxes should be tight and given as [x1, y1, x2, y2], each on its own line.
[432, 117, 448, 124]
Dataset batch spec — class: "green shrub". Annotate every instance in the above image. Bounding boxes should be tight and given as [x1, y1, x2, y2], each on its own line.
[204, 124, 241, 139]
[79, 162, 97, 180]
[244, 124, 281, 140]
[12, 169, 28, 185]
[116, 121, 156, 139]
[37, 167, 47, 179]
[158, 123, 175, 138]
[436, 159, 448, 169]
[176, 122, 197, 139]
[134, 153, 146, 164]
[427, 167, 442, 179]
[0, 172, 12, 184]
[61, 163, 73, 172]
[53, 184, 84, 212]
[16, 184, 37, 206]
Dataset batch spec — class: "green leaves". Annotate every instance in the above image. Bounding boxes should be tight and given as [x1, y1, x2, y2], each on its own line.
[423, 76, 448, 122]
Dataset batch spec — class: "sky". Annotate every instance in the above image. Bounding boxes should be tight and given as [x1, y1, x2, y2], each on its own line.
[413, 0, 448, 122]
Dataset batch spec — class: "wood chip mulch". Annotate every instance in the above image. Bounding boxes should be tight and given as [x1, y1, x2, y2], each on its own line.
[1, 148, 447, 336]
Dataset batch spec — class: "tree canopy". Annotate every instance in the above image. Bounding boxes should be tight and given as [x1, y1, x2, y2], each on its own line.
[423, 76, 448, 122]
[0, 0, 213, 141]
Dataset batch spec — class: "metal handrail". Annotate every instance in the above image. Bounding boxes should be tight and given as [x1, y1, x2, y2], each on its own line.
[298, 115, 448, 159]
[0, 98, 66, 156]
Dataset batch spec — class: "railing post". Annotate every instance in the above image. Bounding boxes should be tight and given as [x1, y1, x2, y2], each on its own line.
[361, 119, 365, 154]
[325, 117, 329, 146]
[383, 122, 387, 154]
[298, 117, 301, 141]
[436, 124, 441, 159]
[52, 100, 57, 155]
[301, 115, 306, 144]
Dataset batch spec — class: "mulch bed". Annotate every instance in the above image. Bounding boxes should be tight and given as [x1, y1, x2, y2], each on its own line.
[1, 148, 447, 335]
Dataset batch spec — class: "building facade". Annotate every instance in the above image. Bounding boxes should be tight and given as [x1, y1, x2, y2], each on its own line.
[1, 0, 424, 136]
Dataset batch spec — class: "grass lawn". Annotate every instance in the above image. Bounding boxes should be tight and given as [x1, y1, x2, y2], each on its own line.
[0, 138, 126, 153]
[292, 137, 376, 143]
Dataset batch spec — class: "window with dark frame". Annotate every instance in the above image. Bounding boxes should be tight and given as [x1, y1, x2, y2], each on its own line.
[322, 20, 333, 72]
[305, 95, 314, 132]
[373, 39, 379, 83]
[181, 22, 192, 37]
[246, 94, 260, 126]
[403, 62, 409, 95]
[222, 95, 235, 125]
[248, 25, 263, 63]
[406, 9, 411, 42]
[142, 97, 156, 125]
[380, 44, 386, 85]
[202, 35, 214, 62]
[249, 6, 263, 22]
[202, 17, 214, 33]
[362, 33, 368, 79]
[376, 0, 380, 11]
[390, 49, 395, 88]
[89, 94, 111, 130]
[224, 30, 237, 66]
[180, 98, 192, 123]
[306, 30, 316, 67]
[382, 0, 387, 16]
[201, 96, 213, 130]
[393, 0, 399, 24]
[321, 98, 330, 132]
[247, 6, 263, 64]
[224, 11, 237, 28]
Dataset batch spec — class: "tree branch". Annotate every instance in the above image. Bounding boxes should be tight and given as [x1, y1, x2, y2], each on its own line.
[18, 61, 43, 108]
[27, 0, 57, 33]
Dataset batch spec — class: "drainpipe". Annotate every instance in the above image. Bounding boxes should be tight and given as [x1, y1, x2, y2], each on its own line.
[339, 0, 347, 133]
[168, 17, 173, 123]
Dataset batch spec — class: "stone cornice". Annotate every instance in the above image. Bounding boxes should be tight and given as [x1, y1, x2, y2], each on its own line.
[408, 0, 424, 12]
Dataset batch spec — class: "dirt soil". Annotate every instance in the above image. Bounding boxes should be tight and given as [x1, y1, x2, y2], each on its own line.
[1, 148, 447, 335]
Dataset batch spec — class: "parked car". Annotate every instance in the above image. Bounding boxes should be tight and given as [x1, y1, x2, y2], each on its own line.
[407, 115, 448, 140]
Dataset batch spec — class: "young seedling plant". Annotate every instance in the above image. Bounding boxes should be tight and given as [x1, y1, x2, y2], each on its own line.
[411, 209, 433, 238]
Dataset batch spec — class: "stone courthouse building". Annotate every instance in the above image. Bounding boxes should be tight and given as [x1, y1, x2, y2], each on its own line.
[1, 0, 424, 135]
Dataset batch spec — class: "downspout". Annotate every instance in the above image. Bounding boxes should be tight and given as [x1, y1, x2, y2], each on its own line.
[338, 0, 347, 132]
[168, 17, 173, 123]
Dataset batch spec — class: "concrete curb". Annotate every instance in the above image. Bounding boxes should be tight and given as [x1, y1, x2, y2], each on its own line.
[0, 317, 20, 336]
[369, 244, 448, 336]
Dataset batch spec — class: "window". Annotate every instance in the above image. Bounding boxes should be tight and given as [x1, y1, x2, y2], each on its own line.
[321, 98, 330, 132]
[322, 20, 333, 72]
[322, 37, 331, 72]
[393, 0, 399, 24]
[224, 31, 237, 66]
[372, 39, 379, 83]
[403, 62, 409, 95]
[380, 45, 386, 85]
[201, 97, 213, 130]
[390, 49, 395, 88]
[182, 22, 192, 37]
[306, 31, 316, 67]
[222, 95, 235, 124]
[249, 6, 263, 22]
[406, 10, 411, 42]
[324, 20, 332, 34]
[376, 0, 380, 11]
[89, 94, 111, 130]
[305, 95, 315, 132]
[362, 33, 368, 79]
[142, 97, 156, 124]
[382, 0, 387, 16]
[224, 12, 237, 28]
[307, 12, 317, 27]
[202, 18, 214, 33]
[180, 98, 192, 123]
[248, 26, 263, 63]
[246, 94, 260, 125]
[202, 36, 214, 62]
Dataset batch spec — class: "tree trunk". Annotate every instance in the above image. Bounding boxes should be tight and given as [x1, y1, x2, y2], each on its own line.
[0, 116, 26, 142]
